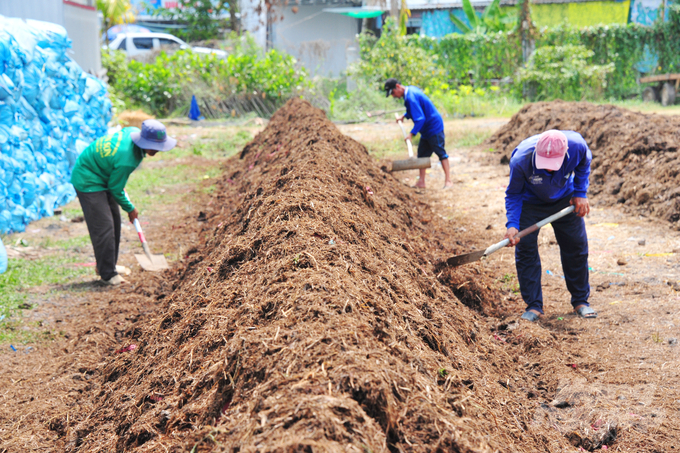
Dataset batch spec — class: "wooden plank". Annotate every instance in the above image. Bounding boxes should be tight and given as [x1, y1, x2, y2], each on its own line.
[640, 73, 680, 84]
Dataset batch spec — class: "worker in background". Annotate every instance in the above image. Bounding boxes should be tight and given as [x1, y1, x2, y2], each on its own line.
[503, 129, 596, 321]
[384, 78, 453, 189]
[70, 120, 177, 286]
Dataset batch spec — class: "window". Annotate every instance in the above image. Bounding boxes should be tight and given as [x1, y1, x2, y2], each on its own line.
[132, 37, 154, 50]
[158, 38, 182, 50]
[117, 38, 127, 50]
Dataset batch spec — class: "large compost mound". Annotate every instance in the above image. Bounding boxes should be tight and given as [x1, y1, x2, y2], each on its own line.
[486, 101, 680, 225]
[65, 99, 580, 452]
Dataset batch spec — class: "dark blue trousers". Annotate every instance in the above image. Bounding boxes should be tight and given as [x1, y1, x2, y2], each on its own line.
[515, 196, 590, 314]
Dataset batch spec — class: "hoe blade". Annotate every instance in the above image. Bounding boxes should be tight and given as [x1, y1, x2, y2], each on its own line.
[446, 250, 486, 268]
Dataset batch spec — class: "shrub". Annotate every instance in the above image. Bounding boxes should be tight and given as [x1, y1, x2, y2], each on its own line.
[102, 37, 312, 117]
[349, 18, 447, 92]
[518, 44, 614, 101]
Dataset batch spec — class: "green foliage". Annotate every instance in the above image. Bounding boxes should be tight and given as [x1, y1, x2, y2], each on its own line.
[158, 0, 231, 41]
[432, 31, 521, 84]
[351, 19, 447, 91]
[538, 24, 648, 99]
[519, 45, 615, 101]
[326, 82, 403, 122]
[429, 84, 515, 117]
[103, 38, 311, 116]
[97, 0, 135, 40]
[398, 0, 410, 36]
[450, 0, 516, 34]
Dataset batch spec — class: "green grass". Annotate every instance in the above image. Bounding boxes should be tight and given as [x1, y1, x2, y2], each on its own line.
[125, 129, 253, 213]
[161, 129, 253, 161]
[365, 138, 410, 160]
[0, 255, 91, 342]
[38, 235, 91, 250]
[453, 129, 495, 148]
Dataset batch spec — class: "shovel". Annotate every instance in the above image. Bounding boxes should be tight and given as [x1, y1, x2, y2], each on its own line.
[391, 113, 431, 172]
[446, 205, 575, 268]
[133, 218, 169, 271]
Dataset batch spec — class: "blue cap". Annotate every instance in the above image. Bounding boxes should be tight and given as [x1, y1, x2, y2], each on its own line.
[130, 119, 177, 152]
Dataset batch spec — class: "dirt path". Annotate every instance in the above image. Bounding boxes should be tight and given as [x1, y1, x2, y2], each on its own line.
[348, 120, 680, 451]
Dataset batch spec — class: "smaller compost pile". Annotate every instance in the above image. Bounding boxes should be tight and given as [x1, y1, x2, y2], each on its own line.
[65, 99, 577, 452]
[486, 101, 680, 225]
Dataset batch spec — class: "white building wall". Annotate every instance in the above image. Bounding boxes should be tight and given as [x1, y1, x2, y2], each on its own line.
[270, 4, 359, 77]
[63, 2, 101, 73]
[239, 0, 267, 49]
[0, 0, 101, 73]
[0, 0, 64, 24]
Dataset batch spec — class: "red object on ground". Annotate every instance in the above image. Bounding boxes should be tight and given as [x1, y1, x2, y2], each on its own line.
[115, 344, 137, 354]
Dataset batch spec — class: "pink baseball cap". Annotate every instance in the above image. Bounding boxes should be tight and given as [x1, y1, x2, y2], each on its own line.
[535, 130, 568, 171]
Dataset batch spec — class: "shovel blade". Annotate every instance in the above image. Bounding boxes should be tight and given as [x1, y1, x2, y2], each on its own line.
[446, 250, 485, 268]
[134, 253, 169, 272]
[391, 157, 431, 172]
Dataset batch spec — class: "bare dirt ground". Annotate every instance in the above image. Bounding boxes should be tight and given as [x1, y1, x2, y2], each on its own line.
[1, 108, 678, 452]
[346, 118, 680, 452]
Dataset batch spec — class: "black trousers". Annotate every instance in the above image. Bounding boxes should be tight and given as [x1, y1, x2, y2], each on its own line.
[515, 196, 590, 314]
[76, 190, 121, 281]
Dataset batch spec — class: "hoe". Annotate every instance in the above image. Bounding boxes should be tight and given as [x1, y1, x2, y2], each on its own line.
[446, 206, 575, 267]
[391, 113, 431, 172]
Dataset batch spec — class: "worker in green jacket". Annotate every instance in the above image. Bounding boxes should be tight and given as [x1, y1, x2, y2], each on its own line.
[71, 120, 177, 285]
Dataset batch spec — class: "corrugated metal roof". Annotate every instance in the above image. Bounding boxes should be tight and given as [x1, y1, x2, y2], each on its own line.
[407, 0, 625, 10]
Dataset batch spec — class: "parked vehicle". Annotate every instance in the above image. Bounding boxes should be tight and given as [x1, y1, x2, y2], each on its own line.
[640, 73, 678, 106]
[107, 32, 227, 59]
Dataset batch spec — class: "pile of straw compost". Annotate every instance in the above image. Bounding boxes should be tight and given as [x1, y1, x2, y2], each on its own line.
[63, 99, 581, 452]
[486, 101, 680, 225]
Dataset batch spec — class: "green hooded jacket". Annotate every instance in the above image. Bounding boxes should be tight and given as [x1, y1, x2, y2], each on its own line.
[70, 127, 144, 213]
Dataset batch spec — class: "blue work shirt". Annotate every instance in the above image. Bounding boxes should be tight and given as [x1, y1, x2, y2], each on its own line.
[505, 131, 592, 230]
[403, 86, 444, 139]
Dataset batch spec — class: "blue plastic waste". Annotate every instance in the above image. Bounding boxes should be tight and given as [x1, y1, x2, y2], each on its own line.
[189, 95, 203, 121]
[0, 15, 110, 233]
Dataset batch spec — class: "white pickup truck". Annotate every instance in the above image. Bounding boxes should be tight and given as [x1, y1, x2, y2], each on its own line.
[108, 32, 227, 59]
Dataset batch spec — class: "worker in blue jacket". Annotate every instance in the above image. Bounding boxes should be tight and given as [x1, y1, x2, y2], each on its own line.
[503, 130, 596, 321]
[384, 78, 452, 189]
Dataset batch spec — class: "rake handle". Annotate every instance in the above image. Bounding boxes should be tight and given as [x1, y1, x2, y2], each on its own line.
[395, 113, 414, 158]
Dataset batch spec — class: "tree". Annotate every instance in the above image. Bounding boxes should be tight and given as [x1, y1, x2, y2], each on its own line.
[398, 0, 410, 36]
[159, 0, 237, 42]
[449, 0, 515, 34]
[96, 0, 135, 40]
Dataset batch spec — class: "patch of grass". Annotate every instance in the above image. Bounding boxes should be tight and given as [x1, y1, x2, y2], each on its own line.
[0, 256, 91, 342]
[63, 207, 84, 218]
[453, 129, 494, 148]
[365, 138, 409, 160]
[39, 235, 91, 251]
[162, 129, 253, 161]
[126, 162, 223, 212]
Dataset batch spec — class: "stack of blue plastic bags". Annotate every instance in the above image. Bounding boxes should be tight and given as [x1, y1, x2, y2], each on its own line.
[0, 15, 111, 234]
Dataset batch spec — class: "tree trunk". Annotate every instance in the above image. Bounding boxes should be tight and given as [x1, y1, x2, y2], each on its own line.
[229, 0, 239, 33]
[390, 0, 398, 18]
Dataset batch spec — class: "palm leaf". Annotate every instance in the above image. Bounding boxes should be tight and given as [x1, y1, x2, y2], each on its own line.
[482, 0, 501, 21]
[449, 12, 472, 34]
[461, 0, 479, 29]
